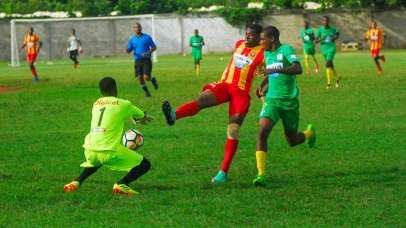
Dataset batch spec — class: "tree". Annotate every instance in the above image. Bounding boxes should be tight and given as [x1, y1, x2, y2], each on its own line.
[1, 0, 406, 17]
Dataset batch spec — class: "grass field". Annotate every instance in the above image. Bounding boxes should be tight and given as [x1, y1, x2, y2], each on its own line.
[1, 50, 406, 227]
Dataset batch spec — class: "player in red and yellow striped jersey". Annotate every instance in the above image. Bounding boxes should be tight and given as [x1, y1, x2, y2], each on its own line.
[364, 21, 386, 74]
[162, 24, 265, 183]
[19, 27, 42, 82]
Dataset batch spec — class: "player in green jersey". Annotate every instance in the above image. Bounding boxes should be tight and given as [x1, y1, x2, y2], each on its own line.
[315, 16, 341, 89]
[189, 29, 205, 76]
[252, 26, 316, 187]
[300, 21, 319, 74]
[64, 77, 154, 195]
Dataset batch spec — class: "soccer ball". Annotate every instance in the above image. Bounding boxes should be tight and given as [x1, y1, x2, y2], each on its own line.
[122, 129, 144, 150]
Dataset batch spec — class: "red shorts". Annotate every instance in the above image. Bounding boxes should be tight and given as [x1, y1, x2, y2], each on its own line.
[371, 49, 380, 57]
[27, 53, 37, 63]
[203, 81, 251, 117]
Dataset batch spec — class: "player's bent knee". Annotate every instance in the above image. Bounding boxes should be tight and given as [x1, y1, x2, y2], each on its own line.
[138, 158, 151, 173]
[227, 123, 241, 140]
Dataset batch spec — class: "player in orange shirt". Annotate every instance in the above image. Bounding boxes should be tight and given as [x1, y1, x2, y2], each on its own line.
[162, 24, 265, 183]
[364, 21, 386, 74]
[19, 27, 42, 82]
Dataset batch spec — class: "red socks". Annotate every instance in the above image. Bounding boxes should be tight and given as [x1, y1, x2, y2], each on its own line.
[31, 68, 37, 77]
[375, 62, 382, 71]
[220, 139, 239, 173]
[176, 101, 200, 120]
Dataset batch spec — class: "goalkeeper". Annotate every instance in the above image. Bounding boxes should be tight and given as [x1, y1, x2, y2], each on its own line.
[64, 77, 154, 195]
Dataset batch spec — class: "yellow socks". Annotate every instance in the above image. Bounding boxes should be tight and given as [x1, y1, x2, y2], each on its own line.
[196, 64, 200, 75]
[332, 68, 339, 80]
[326, 68, 333, 85]
[312, 55, 319, 66]
[256, 151, 267, 175]
[305, 55, 310, 72]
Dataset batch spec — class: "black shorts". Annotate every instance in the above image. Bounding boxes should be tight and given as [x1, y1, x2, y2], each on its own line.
[69, 50, 79, 56]
[135, 58, 152, 77]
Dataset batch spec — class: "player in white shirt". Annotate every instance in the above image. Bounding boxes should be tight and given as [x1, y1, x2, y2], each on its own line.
[68, 29, 82, 69]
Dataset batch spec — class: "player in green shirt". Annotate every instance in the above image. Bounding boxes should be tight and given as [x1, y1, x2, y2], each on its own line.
[252, 26, 316, 187]
[315, 16, 341, 89]
[64, 77, 154, 195]
[300, 21, 319, 74]
[189, 29, 205, 76]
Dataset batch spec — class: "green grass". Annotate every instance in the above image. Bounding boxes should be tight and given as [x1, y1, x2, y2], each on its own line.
[1, 50, 406, 227]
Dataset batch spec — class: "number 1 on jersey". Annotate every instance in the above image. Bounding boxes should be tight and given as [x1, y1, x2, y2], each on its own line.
[98, 107, 106, 126]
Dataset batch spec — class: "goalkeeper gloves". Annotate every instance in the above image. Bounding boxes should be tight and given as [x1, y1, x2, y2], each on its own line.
[131, 112, 154, 125]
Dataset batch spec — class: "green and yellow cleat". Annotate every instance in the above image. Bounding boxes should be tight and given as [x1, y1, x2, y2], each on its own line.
[64, 181, 80, 192]
[113, 183, 139, 195]
[306, 124, 316, 148]
[253, 174, 267, 187]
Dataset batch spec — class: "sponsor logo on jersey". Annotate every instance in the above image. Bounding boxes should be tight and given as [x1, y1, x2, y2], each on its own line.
[95, 100, 119, 106]
[234, 54, 254, 68]
[91, 128, 106, 132]
[267, 62, 283, 78]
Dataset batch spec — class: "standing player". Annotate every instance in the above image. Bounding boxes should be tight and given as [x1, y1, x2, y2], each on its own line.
[364, 21, 386, 74]
[162, 24, 265, 183]
[126, 23, 159, 98]
[67, 29, 82, 69]
[252, 26, 316, 187]
[19, 27, 42, 82]
[189, 29, 205, 76]
[64, 77, 154, 195]
[315, 16, 341, 89]
[300, 21, 319, 74]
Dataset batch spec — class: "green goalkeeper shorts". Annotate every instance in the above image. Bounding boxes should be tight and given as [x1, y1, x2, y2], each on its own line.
[81, 145, 143, 172]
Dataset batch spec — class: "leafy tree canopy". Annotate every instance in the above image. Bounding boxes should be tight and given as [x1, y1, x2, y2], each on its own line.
[0, 0, 404, 17]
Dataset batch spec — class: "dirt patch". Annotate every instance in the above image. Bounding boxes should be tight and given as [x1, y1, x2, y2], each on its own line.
[0, 85, 21, 94]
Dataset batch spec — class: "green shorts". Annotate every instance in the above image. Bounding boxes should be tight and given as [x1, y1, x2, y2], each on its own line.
[322, 51, 336, 61]
[258, 97, 300, 132]
[81, 144, 144, 172]
[192, 49, 202, 62]
[303, 47, 316, 55]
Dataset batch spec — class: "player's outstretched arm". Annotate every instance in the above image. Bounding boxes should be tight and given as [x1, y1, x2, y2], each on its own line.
[131, 112, 154, 125]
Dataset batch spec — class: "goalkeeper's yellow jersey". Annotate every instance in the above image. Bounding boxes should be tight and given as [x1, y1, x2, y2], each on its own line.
[83, 96, 145, 151]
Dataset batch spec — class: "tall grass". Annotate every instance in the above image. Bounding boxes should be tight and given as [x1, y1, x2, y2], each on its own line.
[1, 50, 405, 227]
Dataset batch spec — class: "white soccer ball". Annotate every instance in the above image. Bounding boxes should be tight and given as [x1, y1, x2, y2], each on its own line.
[122, 129, 144, 150]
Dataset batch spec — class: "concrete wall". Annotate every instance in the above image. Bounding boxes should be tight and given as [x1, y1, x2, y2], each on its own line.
[1, 9, 405, 62]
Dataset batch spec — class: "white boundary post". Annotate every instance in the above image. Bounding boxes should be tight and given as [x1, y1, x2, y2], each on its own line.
[10, 20, 20, 67]
[151, 14, 157, 62]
